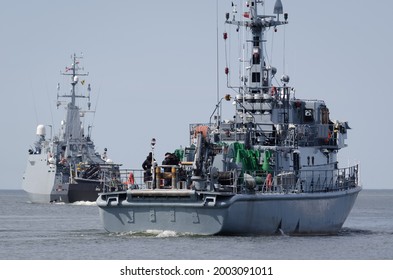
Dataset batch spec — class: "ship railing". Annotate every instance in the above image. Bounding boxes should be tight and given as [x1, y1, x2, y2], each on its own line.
[102, 164, 193, 193]
[270, 124, 340, 148]
[246, 164, 359, 194]
[100, 168, 143, 193]
[120, 168, 146, 188]
[188, 122, 341, 149]
[272, 164, 359, 193]
[102, 164, 359, 194]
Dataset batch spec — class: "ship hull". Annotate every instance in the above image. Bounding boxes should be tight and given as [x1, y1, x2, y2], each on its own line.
[68, 181, 103, 203]
[97, 186, 361, 235]
[22, 152, 57, 203]
[24, 182, 102, 203]
[22, 153, 102, 203]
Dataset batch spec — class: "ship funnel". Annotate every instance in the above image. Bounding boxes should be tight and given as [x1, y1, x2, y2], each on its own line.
[273, 0, 284, 15]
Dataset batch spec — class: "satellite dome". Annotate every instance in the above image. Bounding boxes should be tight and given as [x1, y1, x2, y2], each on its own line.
[36, 124, 46, 136]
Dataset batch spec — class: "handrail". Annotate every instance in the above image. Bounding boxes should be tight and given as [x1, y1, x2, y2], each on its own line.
[102, 163, 359, 195]
[256, 164, 360, 194]
[188, 122, 341, 148]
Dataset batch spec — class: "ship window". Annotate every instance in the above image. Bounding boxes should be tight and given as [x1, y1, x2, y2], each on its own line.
[253, 36, 260, 47]
[321, 107, 329, 124]
[304, 109, 314, 123]
[252, 72, 261, 83]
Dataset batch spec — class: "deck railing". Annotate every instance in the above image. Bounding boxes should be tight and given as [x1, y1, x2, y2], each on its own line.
[102, 163, 359, 195]
[258, 164, 359, 193]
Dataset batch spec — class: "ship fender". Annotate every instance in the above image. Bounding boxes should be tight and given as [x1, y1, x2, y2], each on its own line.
[270, 86, 277, 96]
[266, 173, 272, 190]
[125, 172, 136, 189]
[128, 172, 135, 185]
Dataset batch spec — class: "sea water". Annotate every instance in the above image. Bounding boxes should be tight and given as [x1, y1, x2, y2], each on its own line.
[0, 189, 392, 260]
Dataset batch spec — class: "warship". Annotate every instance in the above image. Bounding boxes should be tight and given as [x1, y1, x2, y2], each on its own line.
[22, 54, 121, 203]
[97, 0, 361, 235]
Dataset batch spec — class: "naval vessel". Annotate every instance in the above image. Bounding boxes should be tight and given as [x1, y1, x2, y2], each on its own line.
[97, 0, 361, 235]
[22, 54, 121, 203]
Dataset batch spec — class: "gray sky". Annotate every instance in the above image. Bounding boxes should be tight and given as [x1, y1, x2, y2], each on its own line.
[1, 0, 392, 189]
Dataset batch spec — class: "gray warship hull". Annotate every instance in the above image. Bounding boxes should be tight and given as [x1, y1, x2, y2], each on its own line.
[97, 186, 361, 235]
[24, 183, 101, 204]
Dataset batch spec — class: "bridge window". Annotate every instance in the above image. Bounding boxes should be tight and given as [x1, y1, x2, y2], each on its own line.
[252, 72, 261, 83]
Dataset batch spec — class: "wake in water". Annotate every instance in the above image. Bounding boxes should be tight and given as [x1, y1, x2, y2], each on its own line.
[277, 228, 289, 237]
[32, 200, 97, 206]
[339, 227, 393, 236]
[70, 201, 97, 206]
[110, 230, 204, 238]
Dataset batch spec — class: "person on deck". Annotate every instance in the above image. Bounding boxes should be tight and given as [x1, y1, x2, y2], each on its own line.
[162, 152, 179, 186]
[142, 152, 153, 182]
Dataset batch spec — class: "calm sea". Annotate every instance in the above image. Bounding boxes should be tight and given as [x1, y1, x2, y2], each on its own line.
[0, 189, 392, 260]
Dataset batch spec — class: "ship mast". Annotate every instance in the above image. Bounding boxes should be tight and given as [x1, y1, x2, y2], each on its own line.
[58, 53, 91, 142]
[60, 53, 90, 107]
[225, 0, 288, 94]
